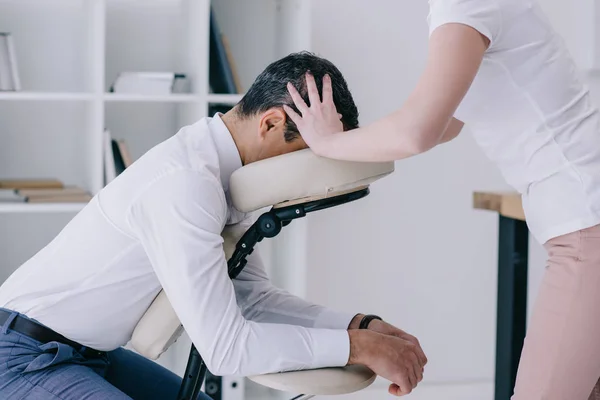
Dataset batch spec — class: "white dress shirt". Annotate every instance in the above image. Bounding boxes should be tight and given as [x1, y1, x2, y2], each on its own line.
[0, 115, 354, 376]
[429, 0, 600, 243]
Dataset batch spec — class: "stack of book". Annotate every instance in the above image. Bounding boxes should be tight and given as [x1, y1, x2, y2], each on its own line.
[111, 72, 189, 95]
[0, 180, 91, 203]
[0, 33, 20, 91]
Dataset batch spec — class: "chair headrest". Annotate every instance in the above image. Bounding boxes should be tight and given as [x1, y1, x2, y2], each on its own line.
[230, 149, 394, 213]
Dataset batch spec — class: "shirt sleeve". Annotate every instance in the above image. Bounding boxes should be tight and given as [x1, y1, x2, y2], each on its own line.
[233, 248, 356, 330]
[428, 0, 502, 45]
[126, 170, 350, 376]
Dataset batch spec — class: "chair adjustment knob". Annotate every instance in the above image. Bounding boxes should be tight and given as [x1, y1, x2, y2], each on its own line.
[257, 213, 282, 238]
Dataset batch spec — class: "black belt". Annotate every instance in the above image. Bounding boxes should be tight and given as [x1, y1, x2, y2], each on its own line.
[0, 309, 105, 358]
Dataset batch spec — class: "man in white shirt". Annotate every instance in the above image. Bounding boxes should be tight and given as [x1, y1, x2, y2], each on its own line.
[0, 52, 427, 399]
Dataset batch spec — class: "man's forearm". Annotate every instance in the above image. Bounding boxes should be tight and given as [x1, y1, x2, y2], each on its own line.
[236, 277, 358, 329]
[234, 251, 358, 329]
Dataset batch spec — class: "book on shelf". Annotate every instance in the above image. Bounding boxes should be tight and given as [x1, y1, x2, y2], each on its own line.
[209, 8, 238, 94]
[25, 193, 91, 203]
[0, 186, 91, 203]
[111, 72, 189, 95]
[18, 187, 87, 198]
[116, 140, 133, 169]
[0, 32, 20, 92]
[104, 129, 117, 185]
[111, 139, 126, 176]
[104, 130, 134, 185]
[221, 34, 243, 94]
[0, 179, 63, 189]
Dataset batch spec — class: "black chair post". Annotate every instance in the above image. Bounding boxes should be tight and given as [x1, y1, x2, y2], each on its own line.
[177, 345, 206, 400]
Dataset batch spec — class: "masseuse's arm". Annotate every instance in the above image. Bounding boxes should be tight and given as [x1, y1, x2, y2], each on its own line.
[127, 170, 350, 376]
[440, 118, 465, 145]
[284, 23, 485, 162]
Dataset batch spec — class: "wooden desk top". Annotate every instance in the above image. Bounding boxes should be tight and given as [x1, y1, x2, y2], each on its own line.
[473, 192, 525, 221]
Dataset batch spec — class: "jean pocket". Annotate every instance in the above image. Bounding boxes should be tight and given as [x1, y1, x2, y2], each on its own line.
[7, 341, 81, 374]
[37, 341, 108, 376]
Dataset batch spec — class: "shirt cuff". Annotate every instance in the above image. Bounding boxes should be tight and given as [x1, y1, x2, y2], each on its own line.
[309, 329, 350, 369]
[313, 308, 357, 330]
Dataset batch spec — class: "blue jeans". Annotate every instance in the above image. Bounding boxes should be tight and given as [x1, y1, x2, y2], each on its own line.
[0, 310, 210, 399]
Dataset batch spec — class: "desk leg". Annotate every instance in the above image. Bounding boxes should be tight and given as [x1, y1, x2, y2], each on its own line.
[495, 216, 529, 400]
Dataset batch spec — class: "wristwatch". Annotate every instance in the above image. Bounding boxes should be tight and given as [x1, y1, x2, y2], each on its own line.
[359, 314, 382, 329]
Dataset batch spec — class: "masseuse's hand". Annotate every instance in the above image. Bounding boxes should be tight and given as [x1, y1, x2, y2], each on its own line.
[348, 329, 425, 396]
[283, 73, 342, 155]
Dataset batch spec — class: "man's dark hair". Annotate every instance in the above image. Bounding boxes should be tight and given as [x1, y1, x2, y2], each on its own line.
[237, 51, 359, 142]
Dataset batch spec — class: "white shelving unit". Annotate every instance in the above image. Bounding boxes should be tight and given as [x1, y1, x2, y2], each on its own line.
[0, 0, 311, 395]
[0, 0, 309, 207]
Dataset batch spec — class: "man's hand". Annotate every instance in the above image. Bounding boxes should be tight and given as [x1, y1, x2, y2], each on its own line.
[348, 315, 427, 366]
[347, 315, 428, 396]
[348, 329, 424, 396]
[367, 319, 428, 367]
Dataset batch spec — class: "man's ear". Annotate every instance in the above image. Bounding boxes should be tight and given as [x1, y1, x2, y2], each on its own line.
[258, 108, 287, 140]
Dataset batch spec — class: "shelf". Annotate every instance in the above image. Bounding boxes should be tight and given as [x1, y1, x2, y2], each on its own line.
[104, 93, 203, 103]
[0, 92, 95, 102]
[207, 94, 244, 104]
[0, 93, 244, 104]
[0, 203, 87, 213]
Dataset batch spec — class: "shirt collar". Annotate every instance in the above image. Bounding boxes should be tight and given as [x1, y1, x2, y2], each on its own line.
[207, 113, 243, 193]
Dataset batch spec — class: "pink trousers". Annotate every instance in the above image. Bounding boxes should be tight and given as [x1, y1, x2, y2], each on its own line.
[512, 224, 600, 400]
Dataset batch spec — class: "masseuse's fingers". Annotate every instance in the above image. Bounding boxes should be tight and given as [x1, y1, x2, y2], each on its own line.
[283, 105, 302, 125]
[305, 72, 321, 107]
[287, 82, 309, 114]
[322, 74, 335, 107]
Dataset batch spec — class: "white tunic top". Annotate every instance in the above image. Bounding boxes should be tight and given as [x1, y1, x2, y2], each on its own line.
[0, 115, 353, 376]
[429, 0, 600, 243]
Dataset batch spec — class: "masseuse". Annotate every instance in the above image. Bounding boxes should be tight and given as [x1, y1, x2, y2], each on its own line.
[285, 1, 600, 399]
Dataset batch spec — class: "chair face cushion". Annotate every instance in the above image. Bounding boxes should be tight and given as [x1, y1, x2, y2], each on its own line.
[230, 149, 394, 213]
[248, 365, 376, 395]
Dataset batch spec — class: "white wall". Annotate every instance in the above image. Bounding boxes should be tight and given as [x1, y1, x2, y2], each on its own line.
[297, 0, 597, 397]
